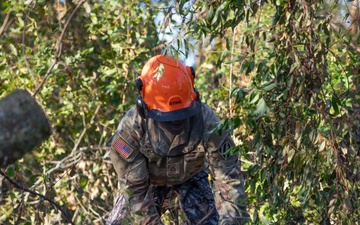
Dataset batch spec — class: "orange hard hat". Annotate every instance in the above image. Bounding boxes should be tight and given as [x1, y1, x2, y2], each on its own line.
[136, 54, 201, 121]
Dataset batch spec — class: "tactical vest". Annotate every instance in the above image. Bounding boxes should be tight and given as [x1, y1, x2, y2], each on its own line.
[139, 131, 207, 186]
[111, 104, 227, 186]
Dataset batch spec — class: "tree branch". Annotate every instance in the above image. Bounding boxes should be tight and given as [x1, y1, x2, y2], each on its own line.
[0, 12, 11, 37]
[0, 170, 75, 225]
[33, 0, 86, 97]
[22, 4, 37, 88]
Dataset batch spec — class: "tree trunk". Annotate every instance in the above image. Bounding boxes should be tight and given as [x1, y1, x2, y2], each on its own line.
[349, 0, 360, 36]
[0, 89, 52, 167]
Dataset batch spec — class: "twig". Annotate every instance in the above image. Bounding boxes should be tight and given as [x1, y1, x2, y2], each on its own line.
[14, 191, 25, 225]
[30, 104, 102, 190]
[71, 104, 101, 155]
[22, 1, 38, 87]
[152, 37, 175, 52]
[33, 0, 86, 97]
[0, 170, 75, 225]
[229, 26, 236, 118]
[0, 12, 11, 37]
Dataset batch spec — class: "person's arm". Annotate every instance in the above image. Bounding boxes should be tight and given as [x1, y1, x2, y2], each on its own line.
[110, 148, 162, 224]
[109, 107, 163, 225]
[203, 105, 250, 224]
[206, 136, 250, 224]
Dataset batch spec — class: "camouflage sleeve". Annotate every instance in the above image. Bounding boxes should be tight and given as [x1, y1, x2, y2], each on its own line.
[202, 104, 250, 225]
[109, 107, 163, 225]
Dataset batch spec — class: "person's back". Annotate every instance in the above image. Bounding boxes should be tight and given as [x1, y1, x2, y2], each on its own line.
[106, 54, 250, 225]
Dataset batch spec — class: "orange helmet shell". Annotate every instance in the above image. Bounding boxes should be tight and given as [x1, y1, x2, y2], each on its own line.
[138, 54, 201, 121]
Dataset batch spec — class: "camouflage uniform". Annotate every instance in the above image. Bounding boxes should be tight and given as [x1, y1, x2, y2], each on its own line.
[107, 103, 250, 225]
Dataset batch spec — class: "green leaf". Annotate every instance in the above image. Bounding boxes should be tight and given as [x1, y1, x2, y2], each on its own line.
[261, 82, 276, 91]
[249, 93, 260, 104]
[90, 13, 98, 24]
[7, 165, 15, 177]
[233, 116, 241, 128]
[253, 97, 267, 117]
[319, 140, 326, 152]
[17, 17, 24, 28]
[246, 60, 255, 74]
[9, 44, 18, 56]
[206, 6, 214, 21]
[331, 94, 340, 115]
[79, 175, 88, 188]
[211, 8, 220, 25]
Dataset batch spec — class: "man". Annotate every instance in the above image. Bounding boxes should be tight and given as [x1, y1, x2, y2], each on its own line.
[107, 54, 250, 225]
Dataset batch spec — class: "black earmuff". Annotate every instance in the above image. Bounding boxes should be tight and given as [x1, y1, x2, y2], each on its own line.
[189, 67, 200, 100]
[189, 66, 195, 78]
[194, 88, 200, 100]
[136, 95, 146, 118]
[135, 78, 147, 118]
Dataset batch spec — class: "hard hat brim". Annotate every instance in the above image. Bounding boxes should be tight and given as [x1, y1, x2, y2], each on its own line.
[147, 99, 202, 122]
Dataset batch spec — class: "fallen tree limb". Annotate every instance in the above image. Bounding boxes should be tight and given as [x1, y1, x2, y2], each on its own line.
[0, 89, 52, 167]
[0, 170, 75, 225]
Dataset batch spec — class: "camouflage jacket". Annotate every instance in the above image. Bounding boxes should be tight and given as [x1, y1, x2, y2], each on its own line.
[109, 103, 250, 224]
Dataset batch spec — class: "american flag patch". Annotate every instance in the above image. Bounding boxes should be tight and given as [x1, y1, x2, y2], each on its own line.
[112, 137, 134, 159]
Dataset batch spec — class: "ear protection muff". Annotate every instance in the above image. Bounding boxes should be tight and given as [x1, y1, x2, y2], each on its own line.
[188, 66, 200, 100]
[135, 66, 200, 119]
[189, 66, 195, 78]
[135, 78, 147, 118]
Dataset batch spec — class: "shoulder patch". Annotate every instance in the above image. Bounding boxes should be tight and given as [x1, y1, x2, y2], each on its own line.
[218, 140, 232, 160]
[112, 136, 134, 159]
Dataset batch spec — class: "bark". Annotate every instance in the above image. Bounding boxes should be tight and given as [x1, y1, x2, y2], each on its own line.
[0, 89, 52, 167]
[349, 0, 360, 36]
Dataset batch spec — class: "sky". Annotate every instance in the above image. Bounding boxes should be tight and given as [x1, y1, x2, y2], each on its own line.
[153, 0, 196, 66]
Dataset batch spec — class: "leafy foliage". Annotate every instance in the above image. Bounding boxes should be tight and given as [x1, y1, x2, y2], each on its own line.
[1, 0, 360, 224]
[1, 0, 163, 224]
[209, 1, 360, 224]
